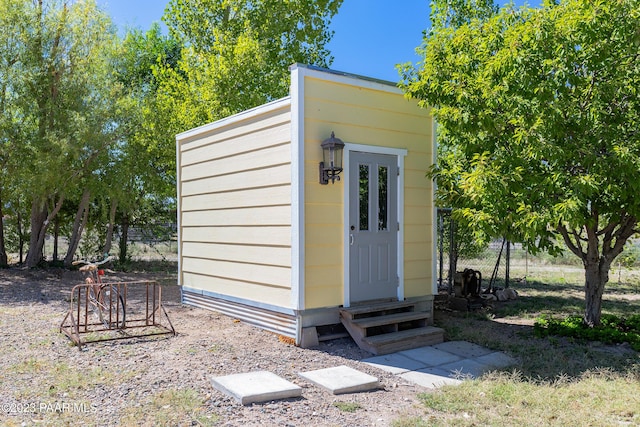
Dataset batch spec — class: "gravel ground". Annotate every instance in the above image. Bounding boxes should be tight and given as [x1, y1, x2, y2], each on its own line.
[0, 267, 431, 426]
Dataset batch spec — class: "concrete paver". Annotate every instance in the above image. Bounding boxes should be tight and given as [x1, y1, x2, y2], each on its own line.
[432, 341, 495, 358]
[399, 370, 463, 388]
[363, 340, 517, 389]
[362, 352, 429, 374]
[209, 341, 517, 403]
[433, 358, 493, 379]
[398, 345, 463, 366]
[210, 371, 302, 405]
[298, 365, 379, 395]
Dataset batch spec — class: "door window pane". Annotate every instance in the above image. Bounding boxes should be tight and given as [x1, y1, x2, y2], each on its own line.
[359, 165, 369, 231]
[378, 166, 388, 230]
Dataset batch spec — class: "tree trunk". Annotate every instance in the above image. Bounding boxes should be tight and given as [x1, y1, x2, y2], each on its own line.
[102, 199, 118, 255]
[17, 208, 24, 264]
[25, 196, 65, 268]
[64, 189, 91, 267]
[559, 215, 636, 329]
[25, 201, 48, 268]
[0, 189, 8, 267]
[119, 214, 129, 262]
[53, 216, 59, 261]
[583, 259, 610, 327]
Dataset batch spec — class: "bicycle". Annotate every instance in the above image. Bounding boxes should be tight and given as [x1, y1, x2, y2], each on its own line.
[73, 256, 126, 330]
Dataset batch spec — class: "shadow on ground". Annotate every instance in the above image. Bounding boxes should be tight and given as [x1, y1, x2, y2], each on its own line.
[435, 301, 639, 382]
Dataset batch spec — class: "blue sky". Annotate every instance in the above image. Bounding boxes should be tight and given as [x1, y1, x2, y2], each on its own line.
[99, 0, 538, 83]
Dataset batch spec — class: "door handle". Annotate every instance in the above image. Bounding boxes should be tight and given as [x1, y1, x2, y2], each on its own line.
[349, 234, 354, 246]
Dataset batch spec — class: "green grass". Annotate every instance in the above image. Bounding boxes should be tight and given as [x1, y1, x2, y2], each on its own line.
[393, 370, 640, 427]
[333, 401, 362, 412]
[395, 267, 640, 426]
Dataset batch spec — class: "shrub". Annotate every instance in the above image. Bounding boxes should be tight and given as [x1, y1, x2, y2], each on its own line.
[534, 314, 640, 351]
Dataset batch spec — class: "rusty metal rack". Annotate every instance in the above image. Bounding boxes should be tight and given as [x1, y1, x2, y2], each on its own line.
[60, 280, 176, 349]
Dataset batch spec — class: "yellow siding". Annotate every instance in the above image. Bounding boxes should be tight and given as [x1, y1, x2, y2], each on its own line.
[182, 272, 291, 305]
[302, 75, 433, 309]
[178, 102, 293, 308]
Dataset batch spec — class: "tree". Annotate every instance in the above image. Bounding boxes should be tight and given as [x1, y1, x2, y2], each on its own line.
[159, 0, 343, 129]
[108, 24, 183, 261]
[401, 0, 640, 326]
[10, 0, 118, 267]
[0, 0, 32, 267]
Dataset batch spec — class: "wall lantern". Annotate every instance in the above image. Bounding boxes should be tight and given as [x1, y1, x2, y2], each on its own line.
[319, 131, 345, 185]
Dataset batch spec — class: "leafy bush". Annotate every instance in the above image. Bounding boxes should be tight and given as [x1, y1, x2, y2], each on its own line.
[534, 314, 640, 351]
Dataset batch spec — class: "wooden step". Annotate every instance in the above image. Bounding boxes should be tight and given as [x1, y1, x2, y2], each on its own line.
[341, 300, 419, 321]
[362, 326, 445, 355]
[351, 311, 429, 330]
[339, 300, 442, 355]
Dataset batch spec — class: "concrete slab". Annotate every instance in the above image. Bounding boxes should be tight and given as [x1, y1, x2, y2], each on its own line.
[399, 370, 462, 389]
[436, 358, 493, 379]
[299, 365, 379, 395]
[362, 352, 428, 374]
[210, 371, 302, 405]
[432, 340, 494, 358]
[475, 351, 517, 369]
[398, 345, 463, 366]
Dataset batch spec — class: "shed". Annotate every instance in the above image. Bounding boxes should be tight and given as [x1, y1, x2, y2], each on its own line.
[176, 64, 440, 353]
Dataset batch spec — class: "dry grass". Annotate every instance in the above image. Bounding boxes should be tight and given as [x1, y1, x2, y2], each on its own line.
[120, 388, 219, 426]
[393, 268, 640, 426]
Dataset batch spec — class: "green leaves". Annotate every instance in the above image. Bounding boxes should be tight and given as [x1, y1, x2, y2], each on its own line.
[404, 0, 640, 325]
[159, 0, 342, 129]
[404, 0, 640, 241]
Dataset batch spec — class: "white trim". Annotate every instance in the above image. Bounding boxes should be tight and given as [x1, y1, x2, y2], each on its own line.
[432, 119, 438, 295]
[176, 97, 291, 142]
[397, 153, 406, 302]
[342, 143, 408, 308]
[290, 66, 305, 312]
[176, 135, 182, 291]
[289, 63, 403, 95]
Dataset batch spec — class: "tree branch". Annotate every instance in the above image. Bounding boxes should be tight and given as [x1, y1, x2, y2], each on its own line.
[605, 214, 638, 261]
[558, 223, 586, 261]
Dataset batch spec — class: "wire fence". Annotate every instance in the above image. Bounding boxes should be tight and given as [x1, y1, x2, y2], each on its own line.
[436, 208, 529, 293]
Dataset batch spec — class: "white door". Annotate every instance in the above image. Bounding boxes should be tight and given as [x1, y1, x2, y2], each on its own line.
[348, 152, 398, 303]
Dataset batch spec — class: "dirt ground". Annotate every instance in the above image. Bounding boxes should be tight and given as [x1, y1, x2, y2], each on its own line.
[0, 267, 434, 426]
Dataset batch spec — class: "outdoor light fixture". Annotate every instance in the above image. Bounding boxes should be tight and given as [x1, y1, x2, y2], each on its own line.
[319, 131, 345, 185]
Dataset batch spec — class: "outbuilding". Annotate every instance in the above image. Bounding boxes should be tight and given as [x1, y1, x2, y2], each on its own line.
[176, 64, 440, 353]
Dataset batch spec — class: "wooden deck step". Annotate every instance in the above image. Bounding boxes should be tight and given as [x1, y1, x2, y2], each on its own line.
[339, 300, 443, 355]
[362, 326, 445, 355]
[341, 300, 419, 320]
[352, 311, 429, 330]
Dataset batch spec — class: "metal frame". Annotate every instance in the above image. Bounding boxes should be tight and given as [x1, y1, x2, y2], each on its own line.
[60, 280, 176, 349]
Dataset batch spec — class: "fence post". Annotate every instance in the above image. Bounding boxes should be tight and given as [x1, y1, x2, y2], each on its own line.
[448, 217, 455, 294]
[505, 240, 511, 288]
[438, 213, 444, 289]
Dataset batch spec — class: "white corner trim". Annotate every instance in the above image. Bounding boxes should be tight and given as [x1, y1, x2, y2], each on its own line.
[290, 66, 305, 312]
[432, 119, 439, 295]
[175, 135, 182, 289]
[397, 153, 406, 302]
